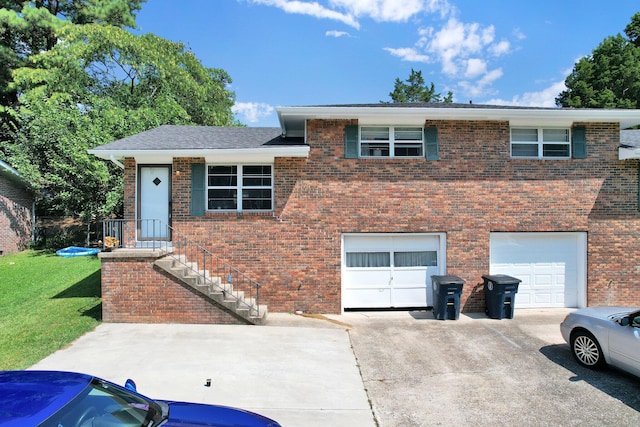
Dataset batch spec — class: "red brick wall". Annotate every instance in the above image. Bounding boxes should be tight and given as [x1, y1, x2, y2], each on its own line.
[0, 174, 33, 255]
[107, 118, 640, 319]
[100, 256, 245, 324]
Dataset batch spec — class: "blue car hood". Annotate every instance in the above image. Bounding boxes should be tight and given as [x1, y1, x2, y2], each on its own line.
[162, 401, 280, 427]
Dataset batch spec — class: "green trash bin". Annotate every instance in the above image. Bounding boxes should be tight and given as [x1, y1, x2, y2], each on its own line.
[482, 274, 521, 319]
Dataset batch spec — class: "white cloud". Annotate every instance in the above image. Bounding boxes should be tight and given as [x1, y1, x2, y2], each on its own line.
[248, 0, 453, 28]
[329, 0, 452, 22]
[383, 47, 430, 62]
[326, 30, 351, 37]
[249, 0, 360, 28]
[464, 58, 486, 78]
[484, 80, 567, 108]
[459, 67, 503, 97]
[232, 102, 275, 123]
[488, 40, 510, 56]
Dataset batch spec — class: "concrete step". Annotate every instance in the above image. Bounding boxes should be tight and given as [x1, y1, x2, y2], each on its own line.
[154, 255, 266, 325]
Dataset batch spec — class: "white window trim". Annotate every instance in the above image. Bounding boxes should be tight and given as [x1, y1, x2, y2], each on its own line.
[510, 127, 571, 159]
[359, 126, 424, 158]
[206, 164, 274, 212]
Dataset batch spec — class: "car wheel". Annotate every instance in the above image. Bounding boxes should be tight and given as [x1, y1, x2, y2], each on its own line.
[570, 330, 606, 370]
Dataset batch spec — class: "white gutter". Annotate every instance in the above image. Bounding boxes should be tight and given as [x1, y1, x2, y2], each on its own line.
[109, 154, 125, 169]
[88, 146, 310, 164]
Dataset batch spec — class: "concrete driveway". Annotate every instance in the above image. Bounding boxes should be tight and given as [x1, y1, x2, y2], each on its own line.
[31, 309, 640, 427]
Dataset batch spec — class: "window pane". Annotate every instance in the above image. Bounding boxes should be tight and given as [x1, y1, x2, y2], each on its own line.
[243, 166, 272, 186]
[208, 189, 237, 210]
[394, 143, 423, 157]
[208, 166, 237, 187]
[346, 252, 391, 268]
[543, 144, 570, 157]
[543, 129, 569, 142]
[361, 127, 389, 141]
[208, 175, 237, 186]
[511, 128, 538, 142]
[511, 144, 538, 157]
[394, 251, 438, 267]
[242, 189, 272, 210]
[394, 127, 423, 141]
[361, 143, 390, 157]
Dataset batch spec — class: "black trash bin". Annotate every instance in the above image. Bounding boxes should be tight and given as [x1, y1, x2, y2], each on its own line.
[431, 275, 465, 320]
[482, 274, 522, 319]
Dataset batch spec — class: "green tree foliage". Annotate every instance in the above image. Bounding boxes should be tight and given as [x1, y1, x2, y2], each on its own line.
[386, 68, 453, 103]
[0, 0, 145, 118]
[2, 22, 236, 221]
[556, 12, 640, 108]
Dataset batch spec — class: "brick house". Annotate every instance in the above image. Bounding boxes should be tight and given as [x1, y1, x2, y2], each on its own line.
[0, 160, 34, 255]
[89, 103, 640, 324]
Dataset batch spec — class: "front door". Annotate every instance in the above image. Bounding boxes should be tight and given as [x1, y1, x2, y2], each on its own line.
[138, 165, 171, 240]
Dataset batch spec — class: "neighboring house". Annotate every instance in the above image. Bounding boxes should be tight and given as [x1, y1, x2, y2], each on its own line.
[89, 103, 640, 324]
[0, 160, 34, 255]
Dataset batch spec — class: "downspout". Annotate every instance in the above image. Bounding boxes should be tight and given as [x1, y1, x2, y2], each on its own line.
[110, 154, 125, 169]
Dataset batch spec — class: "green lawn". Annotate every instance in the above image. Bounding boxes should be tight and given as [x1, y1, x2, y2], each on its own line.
[0, 250, 101, 370]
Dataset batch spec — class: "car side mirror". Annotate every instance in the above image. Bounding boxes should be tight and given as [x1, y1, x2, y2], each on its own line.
[619, 316, 630, 327]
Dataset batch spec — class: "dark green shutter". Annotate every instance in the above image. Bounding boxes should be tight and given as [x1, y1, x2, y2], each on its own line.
[190, 163, 205, 216]
[344, 125, 359, 158]
[572, 126, 586, 159]
[424, 126, 439, 160]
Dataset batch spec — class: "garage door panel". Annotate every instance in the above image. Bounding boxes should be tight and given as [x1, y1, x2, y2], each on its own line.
[343, 234, 443, 309]
[490, 233, 585, 309]
[393, 288, 429, 307]
[343, 289, 392, 308]
[344, 270, 391, 288]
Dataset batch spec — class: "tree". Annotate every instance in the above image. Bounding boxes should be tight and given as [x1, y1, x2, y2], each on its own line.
[556, 12, 640, 108]
[386, 69, 453, 103]
[2, 23, 236, 222]
[0, 0, 146, 143]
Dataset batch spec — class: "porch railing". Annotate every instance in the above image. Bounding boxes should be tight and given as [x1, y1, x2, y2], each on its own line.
[102, 219, 262, 318]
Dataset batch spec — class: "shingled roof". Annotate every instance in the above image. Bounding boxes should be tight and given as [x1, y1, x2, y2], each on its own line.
[91, 125, 304, 152]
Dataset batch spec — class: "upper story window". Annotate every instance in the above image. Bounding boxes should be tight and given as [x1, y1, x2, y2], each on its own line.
[511, 128, 571, 159]
[207, 165, 272, 211]
[360, 126, 424, 158]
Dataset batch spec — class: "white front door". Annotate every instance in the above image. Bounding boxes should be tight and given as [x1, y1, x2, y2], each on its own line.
[138, 166, 171, 240]
[342, 234, 444, 309]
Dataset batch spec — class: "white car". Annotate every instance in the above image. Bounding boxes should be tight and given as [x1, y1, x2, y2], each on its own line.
[560, 306, 640, 377]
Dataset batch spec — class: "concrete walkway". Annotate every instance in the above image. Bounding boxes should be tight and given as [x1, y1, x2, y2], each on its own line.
[30, 314, 374, 427]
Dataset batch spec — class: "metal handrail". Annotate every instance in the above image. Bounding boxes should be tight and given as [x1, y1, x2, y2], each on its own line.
[102, 219, 261, 318]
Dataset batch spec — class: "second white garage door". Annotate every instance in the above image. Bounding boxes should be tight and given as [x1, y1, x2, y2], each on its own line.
[342, 234, 445, 309]
[490, 232, 586, 308]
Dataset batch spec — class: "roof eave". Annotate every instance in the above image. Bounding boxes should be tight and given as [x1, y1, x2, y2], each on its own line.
[88, 146, 310, 164]
[278, 106, 640, 134]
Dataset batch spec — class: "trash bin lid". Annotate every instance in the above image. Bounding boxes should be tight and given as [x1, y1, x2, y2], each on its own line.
[482, 274, 522, 285]
[431, 275, 466, 285]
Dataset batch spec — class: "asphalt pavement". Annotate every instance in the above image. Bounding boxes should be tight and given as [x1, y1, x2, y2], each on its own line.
[30, 309, 640, 427]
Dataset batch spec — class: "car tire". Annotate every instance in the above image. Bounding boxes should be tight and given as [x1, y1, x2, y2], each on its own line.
[570, 329, 606, 370]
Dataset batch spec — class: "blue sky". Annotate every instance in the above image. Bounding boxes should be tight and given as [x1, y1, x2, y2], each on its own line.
[134, 1, 639, 127]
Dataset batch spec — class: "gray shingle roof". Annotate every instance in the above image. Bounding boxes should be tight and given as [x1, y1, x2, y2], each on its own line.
[91, 125, 305, 151]
[305, 102, 558, 110]
[621, 129, 640, 148]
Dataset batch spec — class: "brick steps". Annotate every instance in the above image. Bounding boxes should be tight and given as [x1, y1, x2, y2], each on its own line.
[154, 256, 267, 325]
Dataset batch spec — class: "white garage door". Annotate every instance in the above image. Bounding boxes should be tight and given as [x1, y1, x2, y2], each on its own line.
[342, 234, 445, 309]
[490, 233, 586, 308]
